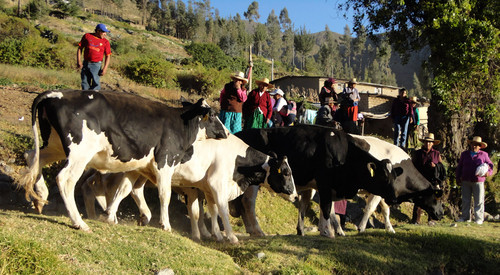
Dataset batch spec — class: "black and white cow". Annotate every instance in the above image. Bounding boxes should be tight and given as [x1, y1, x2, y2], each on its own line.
[82, 134, 297, 243]
[18, 89, 228, 232]
[235, 124, 403, 237]
[353, 135, 444, 233]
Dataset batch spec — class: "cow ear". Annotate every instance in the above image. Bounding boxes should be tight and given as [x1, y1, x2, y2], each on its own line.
[180, 96, 192, 107]
[367, 162, 376, 177]
[267, 151, 278, 159]
[181, 99, 210, 121]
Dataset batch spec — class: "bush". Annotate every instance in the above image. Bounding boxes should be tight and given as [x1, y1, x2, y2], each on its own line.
[177, 63, 229, 98]
[124, 56, 177, 89]
[185, 42, 233, 70]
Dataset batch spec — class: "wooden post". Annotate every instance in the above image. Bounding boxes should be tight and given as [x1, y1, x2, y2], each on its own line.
[247, 45, 253, 93]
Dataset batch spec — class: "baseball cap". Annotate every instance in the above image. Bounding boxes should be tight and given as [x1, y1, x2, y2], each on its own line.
[96, 23, 110, 32]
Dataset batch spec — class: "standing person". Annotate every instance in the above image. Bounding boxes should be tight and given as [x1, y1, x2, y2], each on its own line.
[456, 136, 494, 224]
[411, 133, 444, 224]
[407, 97, 420, 150]
[243, 78, 273, 129]
[339, 78, 360, 133]
[219, 71, 248, 134]
[77, 23, 112, 91]
[319, 78, 338, 106]
[391, 88, 412, 148]
[315, 97, 338, 127]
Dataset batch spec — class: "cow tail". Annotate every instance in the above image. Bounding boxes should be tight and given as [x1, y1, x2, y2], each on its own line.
[18, 93, 46, 202]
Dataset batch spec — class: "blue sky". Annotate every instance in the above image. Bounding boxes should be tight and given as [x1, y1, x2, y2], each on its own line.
[208, 0, 354, 34]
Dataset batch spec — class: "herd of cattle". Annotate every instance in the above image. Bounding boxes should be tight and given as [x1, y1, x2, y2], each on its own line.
[17, 90, 444, 244]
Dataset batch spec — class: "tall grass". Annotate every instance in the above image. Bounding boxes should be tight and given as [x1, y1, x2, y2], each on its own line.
[0, 63, 78, 89]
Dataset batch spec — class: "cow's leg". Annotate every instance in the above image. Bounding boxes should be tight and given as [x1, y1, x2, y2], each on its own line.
[317, 183, 335, 238]
[130, 176, 151, 226]
[380, 199, 395, 233]
[205, 194, 223, 241]
[157, 168, 175, 232]
[182, 187, 202, 242]
[195, 189, 211, 239]
[82, 174, 98, 219]
[241, 185, 265, 237]
[104, 173, 137, 224]
[296, 189, 312, 236]
[329, 203, 345, 236]
[359, 194, 382, 233]
[56, 159, 92, 232]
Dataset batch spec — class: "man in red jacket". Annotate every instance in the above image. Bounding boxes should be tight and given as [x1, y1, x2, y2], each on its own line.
[77, 23, 112, 90]
[243, 78, 273, 129]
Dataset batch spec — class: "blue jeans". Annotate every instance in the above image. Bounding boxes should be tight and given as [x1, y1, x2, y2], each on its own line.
[393, 116, 410, 148]
[81, 61, 101, 90]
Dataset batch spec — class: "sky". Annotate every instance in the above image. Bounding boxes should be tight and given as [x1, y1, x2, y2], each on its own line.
[208, 0, 354, 35]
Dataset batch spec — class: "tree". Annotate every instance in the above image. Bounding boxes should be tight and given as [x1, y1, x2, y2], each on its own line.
[294, 26, 314, 70]
[339, 25, 352, 69]
[253, 23, 268, 56]
[244, 1, 259, 22]
[265, 9, 281, 60]
[341, 0, 500, 162]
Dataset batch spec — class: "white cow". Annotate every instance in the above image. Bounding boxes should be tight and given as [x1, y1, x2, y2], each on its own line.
[82, 134, 297, 243]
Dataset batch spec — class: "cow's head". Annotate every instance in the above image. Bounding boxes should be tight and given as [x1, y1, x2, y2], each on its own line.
[181, 99, 228, 140]
[399, 187, 444, 220]
[263, 155, 297, 201]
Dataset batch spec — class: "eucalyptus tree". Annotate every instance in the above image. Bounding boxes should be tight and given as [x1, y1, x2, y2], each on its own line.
[244, 1, 259, 22]
[265, 9, 282, 60]
[254, 23, 268, 56]
[279, 7, 294, 69]
[294, 26, 314, 70]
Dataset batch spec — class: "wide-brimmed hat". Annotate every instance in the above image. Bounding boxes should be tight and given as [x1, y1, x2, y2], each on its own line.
[419, 133, 440, 145]
[410, 96, 418, 103]
[230, 71, 248, 84]
[467, 136, 487, 149]
[348, 78, 358, 84]
[255, 78, 274, 88]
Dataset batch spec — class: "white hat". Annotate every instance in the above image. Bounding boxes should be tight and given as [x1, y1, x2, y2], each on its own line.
[271, 88, 284, 96]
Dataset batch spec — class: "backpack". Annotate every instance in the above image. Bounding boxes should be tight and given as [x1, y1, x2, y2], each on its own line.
[279, 101, 297, 117]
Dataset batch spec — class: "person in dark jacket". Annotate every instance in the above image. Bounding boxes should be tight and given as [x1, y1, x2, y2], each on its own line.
[315, 97, 338, 128]
[319, 77, 338, 106]
[411, 133, 444, 225]
[219, 71, 248, 134]
[391, 88, 412, 149]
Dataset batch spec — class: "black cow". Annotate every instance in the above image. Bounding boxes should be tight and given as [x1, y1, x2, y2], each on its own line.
[235, 124, 402, 237]
[18, 89, 228, 232]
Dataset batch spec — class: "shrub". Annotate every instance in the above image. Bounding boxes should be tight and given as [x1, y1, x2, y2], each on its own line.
[124, 56, 177, 89]
[177, 63, 229, 98]
[185, 42, 232, 70]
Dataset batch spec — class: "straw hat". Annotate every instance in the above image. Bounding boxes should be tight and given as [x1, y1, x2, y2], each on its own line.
[348, 78, 358, 84]
[230, 71, 248, 84]
[467, 136, 487, 149]
[419, 133, 440, 145]
[255, 78, 274, 88]
[410, 96, 418, 103]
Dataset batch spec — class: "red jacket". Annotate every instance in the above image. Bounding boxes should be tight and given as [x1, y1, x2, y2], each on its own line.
[243, 89, 273, 120]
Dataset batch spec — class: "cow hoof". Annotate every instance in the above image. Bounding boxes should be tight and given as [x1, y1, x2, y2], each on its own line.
[72, 224, 92, 233]
[228, 236, 239, 244]
[160, 224, 172, 232]
[250, 230, 266, 237]
[320, 231, 335, 238]
[138, 214, 150, 226]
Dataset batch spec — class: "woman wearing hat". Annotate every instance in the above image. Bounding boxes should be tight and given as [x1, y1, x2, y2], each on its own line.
[243, 78, 274, 129]
[219, 71, 248, 134]
[319, 77, 338, 106]
[411, 133, 444, 224]
[456, 136, 494, 224]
